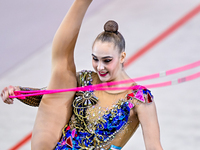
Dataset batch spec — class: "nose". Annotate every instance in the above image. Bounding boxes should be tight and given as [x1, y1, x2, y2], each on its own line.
[97, 61, 104, 71]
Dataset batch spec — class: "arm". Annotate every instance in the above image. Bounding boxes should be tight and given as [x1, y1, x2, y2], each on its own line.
[32, 0, 93, 149]
[17, 86, 45, 107]
[136, 101, 163, 150]
[1, 85, 44, 107]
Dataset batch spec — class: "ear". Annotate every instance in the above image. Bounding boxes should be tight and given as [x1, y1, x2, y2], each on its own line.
[120, 52, 126, 63]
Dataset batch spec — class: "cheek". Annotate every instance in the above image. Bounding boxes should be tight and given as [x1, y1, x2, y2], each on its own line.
[92, 60, 97, 70]
[107, 61, 119, 72]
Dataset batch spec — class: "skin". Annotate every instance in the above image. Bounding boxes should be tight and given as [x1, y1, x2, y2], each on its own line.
[137, 100, 163, 150]
[30, 0, 93, 149]
[1, 0, 163, 149]
[1, 85, 19, 104]
[92, 41, 163, 150]
[92, 41, 128, 84]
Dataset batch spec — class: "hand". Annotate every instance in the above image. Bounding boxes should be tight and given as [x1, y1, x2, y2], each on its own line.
[1, 85, 20, 104]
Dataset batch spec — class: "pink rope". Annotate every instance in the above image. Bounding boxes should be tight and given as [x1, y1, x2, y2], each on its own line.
[10, 71, 200, 99]
[10, 60, 200, 99]
[16, 60, 200, 94]
[166, 60, 200, 75]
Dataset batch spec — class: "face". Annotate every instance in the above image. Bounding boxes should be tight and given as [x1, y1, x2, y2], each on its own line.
[92, 41, 125, 83]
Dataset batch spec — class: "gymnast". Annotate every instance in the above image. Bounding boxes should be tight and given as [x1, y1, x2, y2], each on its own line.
[1, 0, 163, 149]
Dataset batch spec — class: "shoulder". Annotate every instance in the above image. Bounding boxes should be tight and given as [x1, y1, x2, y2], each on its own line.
[127, 85, 153, 106]
[76, 70, 98, 87]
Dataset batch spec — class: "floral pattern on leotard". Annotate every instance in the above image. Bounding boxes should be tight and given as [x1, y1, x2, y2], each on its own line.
[55, 70, 153, 150]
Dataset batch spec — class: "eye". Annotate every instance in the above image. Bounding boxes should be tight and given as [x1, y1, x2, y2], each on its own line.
[104, 59, 112, 63]
[93, 57, 98, 62]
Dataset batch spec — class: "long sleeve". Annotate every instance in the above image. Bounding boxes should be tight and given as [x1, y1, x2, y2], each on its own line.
[16, 86, 46, 107]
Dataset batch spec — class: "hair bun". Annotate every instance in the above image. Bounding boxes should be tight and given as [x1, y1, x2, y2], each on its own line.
[104, 20, 118, 33]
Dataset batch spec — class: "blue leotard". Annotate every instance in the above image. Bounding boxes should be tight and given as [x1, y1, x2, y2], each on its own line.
[55, 70, 153, 150]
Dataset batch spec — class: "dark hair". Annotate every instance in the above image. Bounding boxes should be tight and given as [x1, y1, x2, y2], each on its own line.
[93, 20, 125, 53]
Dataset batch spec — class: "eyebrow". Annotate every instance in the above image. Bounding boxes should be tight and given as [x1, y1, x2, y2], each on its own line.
[92, 54, 113, 59]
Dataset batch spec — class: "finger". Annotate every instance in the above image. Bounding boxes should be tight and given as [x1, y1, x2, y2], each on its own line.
[8, 85, 15, 96]
[3, 98, 9, 104]
[1, 87, 7, 98]
[3, 88, 9, 102]
[7, 99, 14, 104]
[3, 95, 8, 103]
[3, 87, 8, 92]
[0, 90, 4, 98]
[4, 99, 13, 104]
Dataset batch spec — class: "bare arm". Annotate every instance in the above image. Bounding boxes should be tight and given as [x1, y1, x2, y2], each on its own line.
[32, 0, 93, 149]
[136, 101, 163, 150]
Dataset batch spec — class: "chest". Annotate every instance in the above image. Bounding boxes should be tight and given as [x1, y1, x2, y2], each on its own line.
[73, 90, 134, 129]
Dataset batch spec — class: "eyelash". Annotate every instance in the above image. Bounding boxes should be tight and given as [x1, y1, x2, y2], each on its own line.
[93, 57, 112, 63]
[104, 59, 112, 63]
[93, 57, 98, 61]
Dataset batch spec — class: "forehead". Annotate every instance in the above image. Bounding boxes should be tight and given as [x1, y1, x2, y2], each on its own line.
[92, 41, 119, 57]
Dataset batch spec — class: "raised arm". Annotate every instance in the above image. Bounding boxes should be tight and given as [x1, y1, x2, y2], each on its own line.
[32, 0, 93, 149]
[136, 101, 163, 150]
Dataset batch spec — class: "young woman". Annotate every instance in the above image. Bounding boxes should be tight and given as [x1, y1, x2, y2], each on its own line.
[1, 0, 163, 149]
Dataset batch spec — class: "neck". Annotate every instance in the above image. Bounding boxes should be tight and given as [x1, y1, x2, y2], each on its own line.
[104, 71, 133, 87]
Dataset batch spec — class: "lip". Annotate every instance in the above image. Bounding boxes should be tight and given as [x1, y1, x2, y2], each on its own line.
[98, 72, 108, 77]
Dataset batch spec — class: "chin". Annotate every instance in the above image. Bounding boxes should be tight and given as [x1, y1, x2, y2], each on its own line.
[98, 75, 110, 83]
[100, 77, 115, 83]
[99, 77, 108, 83]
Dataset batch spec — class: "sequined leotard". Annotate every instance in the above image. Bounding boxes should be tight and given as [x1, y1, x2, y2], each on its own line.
[54, 70, 153, 150]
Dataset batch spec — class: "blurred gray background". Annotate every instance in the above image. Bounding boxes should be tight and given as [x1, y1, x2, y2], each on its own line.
[0, 0, 200, 149]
